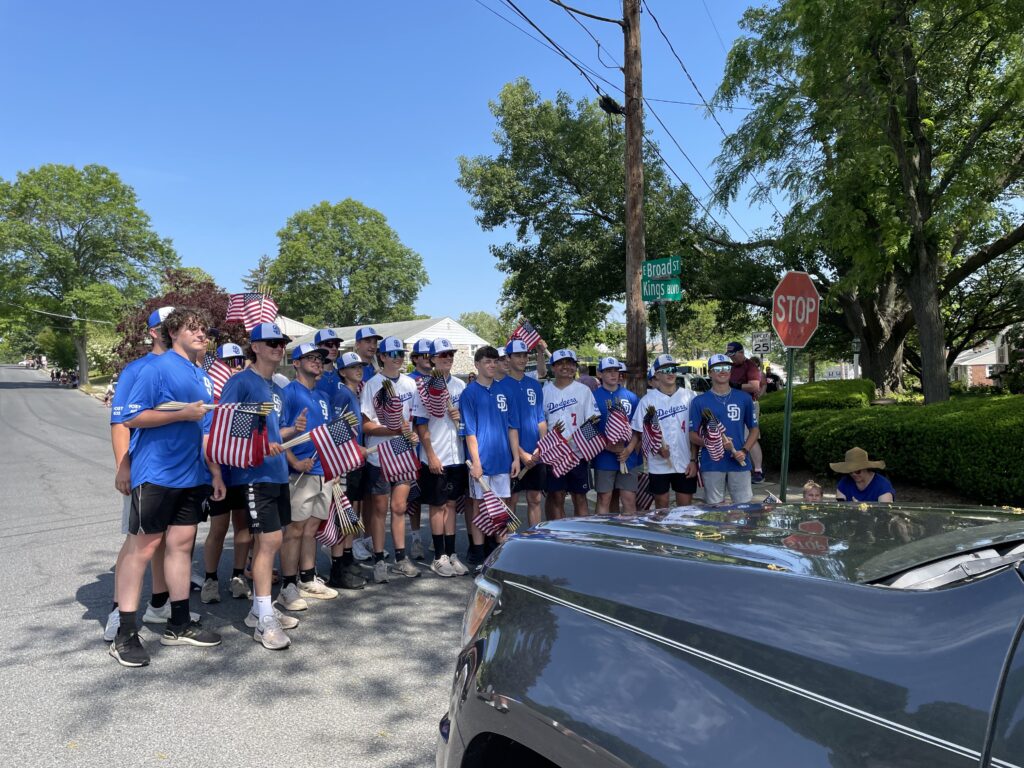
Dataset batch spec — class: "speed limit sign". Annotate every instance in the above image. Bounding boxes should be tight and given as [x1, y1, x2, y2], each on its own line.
[751, 332, 772, 355]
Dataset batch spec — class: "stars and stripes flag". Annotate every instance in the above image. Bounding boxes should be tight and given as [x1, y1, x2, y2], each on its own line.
[570, 416, 607, 462]
[406, 480, 421, 516]
[456, 495, 466, 515]
[421, 369, 450, 419]
[603, 400, 634, 445]
[700, 408, 727, 462]
[636, 472, 654, 510]
[473, 489, 512, 536]
[201, 353, 232, 403]
[225, 292, 279, 332]
[316, 486, 362, 545]
[309, 417, 365, 482]
[510, 318, 542, 350]
[206, 405, 264, 468]
[641, 406, 663, 457]
[372, 379, 405, 431]
[536, 422, 578, 478]
[378, 433, 421, 483]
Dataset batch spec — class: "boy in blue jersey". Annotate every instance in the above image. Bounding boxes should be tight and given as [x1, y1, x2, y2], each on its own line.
[592, 357, 642, 513]
[111, 309, 225, 667]
[405, 338, 434, 560]
[460, 346, 521, 571]
[314, 328, 343, 402]
[690, 353, 759, 505]
[353, 326, 382, 383]
[503, 340, 548, 526]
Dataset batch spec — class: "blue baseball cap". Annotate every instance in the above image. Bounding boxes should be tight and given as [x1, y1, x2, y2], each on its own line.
[652, 353, 677, 371]
[618, 361, 628, 372]
[147, 306, 174, 328]
[355, 327, 382, 342]
[505, 339, 529, 355]
[217, 343, 244, 359]
[250, 322, 291, 343]
[411, 339, 432, 356]
[378, 336, 404, 354]
[550, 348, 578, 365]
[597, 356, 621, 372]
[338, 351, 363, 368]
[647, 365, 656, 380]
[292, 342, 328, 361]
[709, 353, 732, 368]
[430, 338, 455, 355]
[314, 328, 342, 345]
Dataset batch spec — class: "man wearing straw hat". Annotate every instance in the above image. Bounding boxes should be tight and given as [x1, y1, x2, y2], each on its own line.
[830, 447, 895, 502]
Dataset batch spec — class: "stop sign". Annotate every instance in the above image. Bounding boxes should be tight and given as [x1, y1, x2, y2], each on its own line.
[772, 271, 820, 348]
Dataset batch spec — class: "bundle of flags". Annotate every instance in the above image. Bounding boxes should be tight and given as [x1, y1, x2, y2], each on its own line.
[509, 318, 542, 350]
[700, 408, 743, 465]
[378, 432, 421, 483]
[373, 379, 406, 431]
[315, 485, 363, 547]
[225, 292, 279, 333]
[201, 352, 232, 403]
[406, 481, 421, 516]
[469, 467, 520, 535]
[309, 417, 366, 481]
[641, 406, 663, 457]
[206, 404, 269, 468]
[535, 422, 578, 478]
[636, 472, 654, 510]
[603, 400, 634, 474]
[569, 416, 607, 462]
[421, 368, 451, 419]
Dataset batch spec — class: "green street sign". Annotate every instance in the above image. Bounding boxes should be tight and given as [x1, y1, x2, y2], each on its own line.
[642, 255, 681, 281]
[642, 277, 682, 302]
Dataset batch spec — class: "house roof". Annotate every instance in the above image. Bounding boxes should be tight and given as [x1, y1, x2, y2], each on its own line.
[952, 342, 1002, 367]
[286, 316, 491, 350]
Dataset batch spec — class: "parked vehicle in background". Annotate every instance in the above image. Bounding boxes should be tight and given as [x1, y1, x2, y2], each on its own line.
[676, 372, 710, 392]
[439, 502, 1024, 767]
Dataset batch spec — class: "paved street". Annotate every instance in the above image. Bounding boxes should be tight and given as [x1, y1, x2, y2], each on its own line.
[0, 365, 471, 768]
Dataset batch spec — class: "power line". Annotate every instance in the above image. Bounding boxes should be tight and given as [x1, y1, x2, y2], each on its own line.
[700, 0, 729, 54]
[0, 300, 116, 325]
[555, 0, 622, 71]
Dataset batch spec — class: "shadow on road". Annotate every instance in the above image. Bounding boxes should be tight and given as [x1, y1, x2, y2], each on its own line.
[0, 380, 62, 389]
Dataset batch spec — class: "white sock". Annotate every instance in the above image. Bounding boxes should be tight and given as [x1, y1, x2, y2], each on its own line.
[254, 595, 273, 621]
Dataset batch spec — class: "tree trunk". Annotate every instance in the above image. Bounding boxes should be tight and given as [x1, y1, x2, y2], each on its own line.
[74, 325, 90, 384]
[859, 338, 904, 394]
[807, 354, 816, 383]
[905, 256, 950, 403]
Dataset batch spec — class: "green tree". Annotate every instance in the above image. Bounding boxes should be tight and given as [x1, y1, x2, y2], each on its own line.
[268, 200, 427, 326]
[457, 310, 513, 347]
[0, 164, 177, 381]
[241, 254, 274, 292]
[714, 0, 1024, 402]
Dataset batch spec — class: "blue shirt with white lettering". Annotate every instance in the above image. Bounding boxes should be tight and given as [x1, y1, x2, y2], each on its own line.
[315, 367, 341, 403]
[496, 375, 544, 453]
[689, 389, 757, 473]
[593, 385, 642, 471]
[219, 368, 288, 485]
[125, 351, 214, 489]
[282, 381, 332, 475]
[460, 380, 513, 476]
[111, 352, 160, 453]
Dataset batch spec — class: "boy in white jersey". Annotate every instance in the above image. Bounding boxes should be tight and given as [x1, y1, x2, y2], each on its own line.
[542, 348, 598, 519]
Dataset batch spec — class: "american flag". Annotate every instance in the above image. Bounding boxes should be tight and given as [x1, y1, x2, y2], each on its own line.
[206, 405, 262, 468]
[406, 480, 421, 516]
[201, 354, 233, 403]
[603, 399, 634, 445]
[378, 433, 421, 482]
[315, 501, 344, 547]
[316, 487, 361, 545]
[700, 408, 727, 462]
[474, 489, 511, 536]
[536, 423, 578, 478]
[636, 472, 654, 510]
[641, 406, 663, 457]
[456, 495, 466, 515]
[225, 293, 279, 332]
[510, 319, 541, 350]
[570, 416, 607, 462]
[421, 369, 450, 419]
[373, 379, 405, 431]
[310, 417, 365, 481]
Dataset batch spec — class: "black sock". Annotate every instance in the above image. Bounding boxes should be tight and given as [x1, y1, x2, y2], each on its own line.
[374, 551, 385, 562]
[470, 543, 485, 561]
[205, 571, 217, 581]
[150, 591, 169, 608]
[444, 534, 456, 557]
[395, 548, 406, 562]
[283, 574, 298, 587]
[170, 599, 190, 626]
[341, 548, 354, 566]
[110, 601, 118, 613]
[117, 610, 136, 637]
[299, 568, 315, 583]
[231, 568, 244, 578]
[432, 534, 445, 558]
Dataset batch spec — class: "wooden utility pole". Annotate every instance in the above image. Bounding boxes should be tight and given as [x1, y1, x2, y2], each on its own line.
[623, 0, 648, 392]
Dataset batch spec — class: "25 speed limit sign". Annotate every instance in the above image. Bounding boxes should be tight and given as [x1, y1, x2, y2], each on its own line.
[751, 332, 772, 355]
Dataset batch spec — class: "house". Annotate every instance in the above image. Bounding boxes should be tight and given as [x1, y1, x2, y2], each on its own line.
[950, 332, 1011, 387]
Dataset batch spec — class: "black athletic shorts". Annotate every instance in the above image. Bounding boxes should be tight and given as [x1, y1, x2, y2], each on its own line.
[345, 466, 372, 502]
[205, 485, 245, 518]
[648, 472, 698, 496]
[512, 462, 548, 493]
[418, 464, 469, 507]
[545, 460, 590, 494]
[238, 482, 291, 534]
[129, 483, 208, 535]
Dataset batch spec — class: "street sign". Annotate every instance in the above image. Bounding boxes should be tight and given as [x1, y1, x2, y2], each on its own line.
[642, 278, 681, 302]
[642, 255, 681, 281]
[798, 519, 825, 535]
[772, 271, 820, 349]
[751, 332, 772, 355]
[783, 533, 829, 555]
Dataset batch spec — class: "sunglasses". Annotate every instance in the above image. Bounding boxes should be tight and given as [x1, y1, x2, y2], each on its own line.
[224, 358, 245, 368]
[300, 355, 324, 363]
[657, 366, 680, 374]
[383, 350, 406, 359]
[711, 365, 732, 373]
[261, 339, 286, 349]
[319, 340, 341, 348]
[433, 351, 456, 359]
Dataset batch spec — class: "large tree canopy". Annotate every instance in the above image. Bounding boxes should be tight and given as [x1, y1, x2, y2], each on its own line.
[268, 199, 427, 327]
[0, 164, 177, 381]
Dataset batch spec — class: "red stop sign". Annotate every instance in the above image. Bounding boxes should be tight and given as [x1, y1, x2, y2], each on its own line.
[772, 271, 820, 348]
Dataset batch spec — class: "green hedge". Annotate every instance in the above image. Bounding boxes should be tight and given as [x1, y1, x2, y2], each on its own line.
[759, 378, 877, 414]
[759, 395, 1024, 505]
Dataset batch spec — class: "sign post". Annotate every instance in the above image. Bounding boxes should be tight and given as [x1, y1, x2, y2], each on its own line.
[771, 271, 820, 501]
[642, 257, 682, 354]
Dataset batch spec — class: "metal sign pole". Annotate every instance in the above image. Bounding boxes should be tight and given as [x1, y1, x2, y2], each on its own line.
[658, 301, 669, 353]
[779, 347, 796, 502]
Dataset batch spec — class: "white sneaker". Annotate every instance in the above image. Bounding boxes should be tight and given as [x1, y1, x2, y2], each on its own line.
[298, 575, 339, 600]
[103, 609, 120, 642]
[390, 558, 421, 578]
[142, 603, 200, 624]
[229, 575, 252, 599]
[410, 538, 425, 561]
[245, 608, 299, 630]
[200, 578, 220, 604]
[448, 554, 470, 576]
[275, 583, 308, 612]
[253, 615, 290, 650]
[372, 559, 389, 584]
[430, 555, 456, 578]
[352, 537, 373, 562]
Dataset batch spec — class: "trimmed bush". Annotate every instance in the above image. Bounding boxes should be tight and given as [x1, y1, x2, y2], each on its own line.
[759, 378, 877, 414]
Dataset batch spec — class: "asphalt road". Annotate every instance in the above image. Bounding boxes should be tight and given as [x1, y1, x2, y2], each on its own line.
[0, 365, 472, 768]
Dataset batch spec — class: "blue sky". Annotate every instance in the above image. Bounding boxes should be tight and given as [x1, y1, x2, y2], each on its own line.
[0, 0, 775, 320]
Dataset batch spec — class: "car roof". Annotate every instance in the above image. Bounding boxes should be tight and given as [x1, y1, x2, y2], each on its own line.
[525, 502, 1024, 584]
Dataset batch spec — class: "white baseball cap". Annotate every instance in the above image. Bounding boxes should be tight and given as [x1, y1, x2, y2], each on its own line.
[505, 339, 529, 355]
[147, 306, 174, 328]
[430, 338, 455, 355]
[217, 343, 244, 359]
[355, 327, 382, 342]
[550, 348, 578, 364]
[597, 356, 621, 372]
[708, 353, 732, 368]
[379, 336, 404, 354]
[652, 353, 677, 371]
[339, 351, 363, 368]
[411, 339, 432, 355]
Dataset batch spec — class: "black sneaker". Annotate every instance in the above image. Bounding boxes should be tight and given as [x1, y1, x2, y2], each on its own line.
[160, 620, 222, 647]
[752, 469, 765, 484]
[109, 632, 150, 667]
[329, 560, 367, 590]
[344, 561, 364, 577]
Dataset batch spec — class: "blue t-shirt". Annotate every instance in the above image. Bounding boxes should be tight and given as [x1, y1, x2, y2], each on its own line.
[362, 363, 376, 382]
[496, 375, 544, 453]
[125, 351, 214, 489]
[315, 367, 341, 402]
[837, 473, 895, 502]
[332, 384, 363, 443]
[282, 381, 332, 476]
[111, 352, 160, 454]
[219, 368, 288, 485]
[460, 380, 513, 476]
[593, 386, 642, 472]
[689, 389, 757, 473]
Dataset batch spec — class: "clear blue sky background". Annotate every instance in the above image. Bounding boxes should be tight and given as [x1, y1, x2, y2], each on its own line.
[0, 0, 775, 320]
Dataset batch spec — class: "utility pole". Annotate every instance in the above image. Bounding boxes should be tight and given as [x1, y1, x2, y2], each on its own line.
[623, 0, 648, 392]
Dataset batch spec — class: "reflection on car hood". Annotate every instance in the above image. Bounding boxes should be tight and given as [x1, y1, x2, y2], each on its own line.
[523, 502, 1024, 584]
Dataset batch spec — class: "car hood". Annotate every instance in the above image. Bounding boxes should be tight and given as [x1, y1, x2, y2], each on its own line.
[520, 502, 1024, 584]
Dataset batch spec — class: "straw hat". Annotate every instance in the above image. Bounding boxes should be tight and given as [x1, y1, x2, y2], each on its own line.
[829, 447, 886, 474]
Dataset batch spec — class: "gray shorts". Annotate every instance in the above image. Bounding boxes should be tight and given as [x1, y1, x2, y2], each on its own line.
[701, 471, 753, 504]
[594, 465, 641, 493]
[121, 494, 131, 535]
